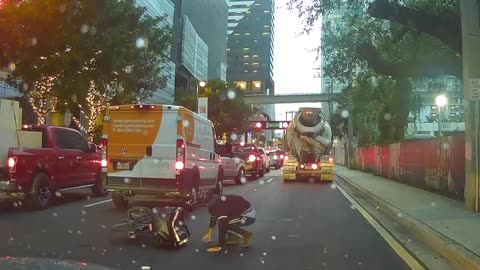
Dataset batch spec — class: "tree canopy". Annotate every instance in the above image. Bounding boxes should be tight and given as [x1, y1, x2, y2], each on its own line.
[176, 80, 253, 137]
[0, 0, 172, 133]
[289, 0, 464, 145]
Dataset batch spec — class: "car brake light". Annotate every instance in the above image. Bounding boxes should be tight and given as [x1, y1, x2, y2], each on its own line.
[311, 163, 318, 170]
[300, 164, 305, 169]
[176, 139, 185, 171]
[248, 154, 256, 162]
[101, 159, 108, 168]
[273, 155, 278, 160]
[280, 154, 284, 159]
[175, 161, 185, 170]
[284, 155, 288, 160]
[257, 157, 261, 161]
[7, 157, 16, 173]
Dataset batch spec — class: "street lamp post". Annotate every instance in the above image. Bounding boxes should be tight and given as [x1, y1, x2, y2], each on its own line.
[435, 95, 447, 137]
[195, 81, 206, 113]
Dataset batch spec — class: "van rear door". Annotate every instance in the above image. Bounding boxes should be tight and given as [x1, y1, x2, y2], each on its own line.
[105, 105, 164, 186]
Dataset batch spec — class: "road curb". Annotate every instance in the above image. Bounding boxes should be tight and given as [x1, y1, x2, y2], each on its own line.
[335, 171, 480, 270]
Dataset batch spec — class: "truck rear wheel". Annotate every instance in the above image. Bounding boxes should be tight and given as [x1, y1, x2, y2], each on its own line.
[112, 192, 128, 211]
[26, 172, 52, 210]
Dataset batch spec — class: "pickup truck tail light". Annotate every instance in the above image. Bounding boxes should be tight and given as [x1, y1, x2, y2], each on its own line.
[7, 157, 16, 173]
[248, 154, 256, 162]
[176, 139, 185, 172]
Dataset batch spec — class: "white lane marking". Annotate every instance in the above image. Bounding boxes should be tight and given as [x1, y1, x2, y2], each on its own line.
[267, 178, 274, 183]
[83, 199, 112, 208]
[282, 218, 293, 221]
[337, 185, 425, 270]
[287, 235, 298, 238]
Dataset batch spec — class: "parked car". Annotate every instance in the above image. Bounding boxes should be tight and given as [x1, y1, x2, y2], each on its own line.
[257, 147, 270, 173]
[232, 143, 265, 179]
[1, 125, 107, 209]
[216, 143, 246, 185]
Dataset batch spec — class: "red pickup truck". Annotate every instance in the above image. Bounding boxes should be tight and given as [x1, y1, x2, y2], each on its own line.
[0, 125, 107, 209]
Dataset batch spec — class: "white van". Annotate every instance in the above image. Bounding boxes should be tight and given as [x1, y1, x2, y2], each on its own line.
[101, 104, 223, 210]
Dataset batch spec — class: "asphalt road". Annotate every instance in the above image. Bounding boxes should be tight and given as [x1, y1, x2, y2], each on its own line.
[0, 170, 415, 270]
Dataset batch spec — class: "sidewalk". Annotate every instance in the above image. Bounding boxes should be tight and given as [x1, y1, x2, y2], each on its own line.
[335, 165, 480, 270]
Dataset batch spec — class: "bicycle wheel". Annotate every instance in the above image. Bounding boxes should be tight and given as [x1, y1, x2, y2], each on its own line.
[128, 206, 152, 222]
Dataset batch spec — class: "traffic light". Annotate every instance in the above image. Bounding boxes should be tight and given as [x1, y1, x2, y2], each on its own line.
[253, 121, 266, 130]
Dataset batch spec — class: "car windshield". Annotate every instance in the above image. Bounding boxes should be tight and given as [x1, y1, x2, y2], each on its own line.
[0, 0, 473, 269]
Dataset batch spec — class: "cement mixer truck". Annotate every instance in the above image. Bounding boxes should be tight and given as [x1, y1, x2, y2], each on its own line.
[282, 107, 335, 183]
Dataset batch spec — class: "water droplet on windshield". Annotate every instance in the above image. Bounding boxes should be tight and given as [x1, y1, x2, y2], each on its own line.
[441, 142, 449, 150]
[271, 235, 277, 240]
[27, 245, 31, 249]
[55, 191, 62, 197]
[397, 213, 403, 218]
[224, 250, 228, 254]
[183, 120, 189, 127]
[260, 259, 265, 264]
[230, 134, 238, 141]
[8, 62, 16, 72]
[341, 109, 350, 118]
[259, 180, 265, 185]
[220, 195, 227, 201]
[124, 65, 133, 74]
[322, 262, 327, 267]
[179, 221, 184, 226]
[76, 230, 82, 235]
[142, 243, 147, 248]
[227, 90, 236, 100]
[161, 213, 167, 218]
[12, 202, 18, 208]
[357, 261, 363, 267]
[136, 37, 148, 48]
[81, 210, 87, 215]
[253, 188, 258, 192]
[195, 249, 199, 253]
[240, 253, 244, 257]
[80, 24, 89, 34]
[345, 254, 349, 259]
[101, 224, 106, 229]
[190, 215, 196, 220]
[141, 266, 151, 270]
[132, 260, 136, 264]
[350, 205, 356, 210]
[323, 249, 328, 254]
[67, 250, 72, 254]
[431, 202, 436, 207]
[384, 113, 392, 121]
[124, 178, 131, 184]
[52, 212, 58, 217]
[263, 252, 267, 256]
[59, 4, 67, 13]
[17, 201, 22, 207]
[9, 237, 14, 241]
[68, 229, 73, 234]
[31, 37, 38, 46]
[81, 218, 85, 223]
[330, 183, 337, 189]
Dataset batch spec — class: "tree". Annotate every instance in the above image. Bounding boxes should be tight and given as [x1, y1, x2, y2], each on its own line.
[289, 0, 463, 145]
[0, 0, 172, 138]
[176, 80, 253, 138]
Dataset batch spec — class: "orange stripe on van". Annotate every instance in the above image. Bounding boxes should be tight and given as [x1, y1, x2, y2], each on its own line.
[178, 107, 195, 143]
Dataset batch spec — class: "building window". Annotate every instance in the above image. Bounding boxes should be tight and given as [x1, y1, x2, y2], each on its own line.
[244, 70, 248, 73]
[236, 81, 247, 90]
[243, 55, 249, 58]
[253, 70, 258, 73]
[252, 55, 259, 58]
[252, 81, 262, 92]
[263, 32, 270, 36]
[252, 62, 259, 66]
[243, 48, 250, 52]
[245, 33, 251, 36]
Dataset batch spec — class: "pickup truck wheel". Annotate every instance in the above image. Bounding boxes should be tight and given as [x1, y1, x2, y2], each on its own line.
[91, 173, 108, 197]
[27, 173, 52, 210]
[234, 168, 246, 185]
[112, 192, 128, 211]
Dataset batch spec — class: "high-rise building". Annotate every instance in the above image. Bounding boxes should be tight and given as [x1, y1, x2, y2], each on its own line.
[171, 0, 229, 99]
[227, 0, 275, 95]
[136, 0, 176, 104]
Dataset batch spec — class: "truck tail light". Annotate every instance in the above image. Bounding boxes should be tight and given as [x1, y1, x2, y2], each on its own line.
[284, 155, 288, 160]
[273, 155, 278, 160]
[101, 138, 108, 149]
[311, 163, 318, 170]
[7, 157, 16, 173]
[329, 157, 334, 164]
[248, 154, 256, 162]
[176, 139, 185, 171]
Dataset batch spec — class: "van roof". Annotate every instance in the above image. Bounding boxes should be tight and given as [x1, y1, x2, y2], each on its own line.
[106, 104, 211, 122]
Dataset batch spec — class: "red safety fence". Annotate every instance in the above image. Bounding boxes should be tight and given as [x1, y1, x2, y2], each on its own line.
[352, 134, 465, 199]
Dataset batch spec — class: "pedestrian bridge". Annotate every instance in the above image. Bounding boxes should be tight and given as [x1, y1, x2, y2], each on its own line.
[243, 93, 340, 105]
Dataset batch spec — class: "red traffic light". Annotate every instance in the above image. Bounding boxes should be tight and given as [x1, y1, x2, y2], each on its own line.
[282, 122, 289, 128]
[255, 122, 262, 129]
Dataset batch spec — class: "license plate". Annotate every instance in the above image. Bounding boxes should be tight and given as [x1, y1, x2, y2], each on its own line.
[116, 162, 130, 170]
